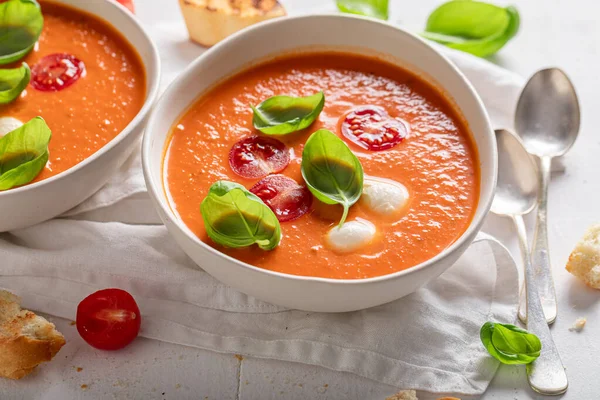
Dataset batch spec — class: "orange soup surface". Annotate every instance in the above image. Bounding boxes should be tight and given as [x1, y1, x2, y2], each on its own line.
[165, 53, 480, 279]
[0, 1, 146, 182]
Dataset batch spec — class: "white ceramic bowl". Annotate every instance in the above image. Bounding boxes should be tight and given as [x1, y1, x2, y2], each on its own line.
[143, 15, 497, 312]
[0, 0, 160, 232]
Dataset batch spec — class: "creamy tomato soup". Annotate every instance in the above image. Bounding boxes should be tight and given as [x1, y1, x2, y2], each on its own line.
[0, 1, 146, 182]
[164, 52, 479, 279]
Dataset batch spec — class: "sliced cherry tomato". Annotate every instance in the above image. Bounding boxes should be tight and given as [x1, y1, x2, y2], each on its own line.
[229, 136, 290, 179]
[116, 0, 135, 13]
[250, 174, 312, 222]
[31, 53, 85, 92]
[76, 288, 141, 351]
[340, 105, 408, 151]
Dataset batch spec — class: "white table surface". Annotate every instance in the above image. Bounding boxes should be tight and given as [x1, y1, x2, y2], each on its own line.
[3, 0, 600, 399]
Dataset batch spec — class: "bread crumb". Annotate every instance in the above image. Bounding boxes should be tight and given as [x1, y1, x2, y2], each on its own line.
[76, 367, 83, 372]
[386, 390, 418, 400]
[235, 354, 243, 361]
[81, 384, 88, 390]
[566, 224, 600, 288]
[569, 317, 587, 332]
[70, 321, 76, 326]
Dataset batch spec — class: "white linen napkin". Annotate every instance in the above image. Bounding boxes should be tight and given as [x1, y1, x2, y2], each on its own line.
[0, 18, 525, 397]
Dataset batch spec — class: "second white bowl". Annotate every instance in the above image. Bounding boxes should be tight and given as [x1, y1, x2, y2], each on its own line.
[143, 14, 497, 312]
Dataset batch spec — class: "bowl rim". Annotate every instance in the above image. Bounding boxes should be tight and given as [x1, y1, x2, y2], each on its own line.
[142, 13, 498, 286]
[0, 0, 161, 198]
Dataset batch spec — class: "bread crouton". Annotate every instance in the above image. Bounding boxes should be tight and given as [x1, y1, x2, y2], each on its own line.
[178, 0, 286, 47]
[566, 224, 600, 289]
[0, 290, 66, 379]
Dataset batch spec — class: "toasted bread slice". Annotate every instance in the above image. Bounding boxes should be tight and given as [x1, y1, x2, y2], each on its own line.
[0, 290, 66, 379]
[178, 0, 286, 47]
[566, 224, 600, 289]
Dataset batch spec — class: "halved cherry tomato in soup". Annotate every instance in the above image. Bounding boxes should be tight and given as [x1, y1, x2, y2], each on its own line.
[250, 174, 312, 222]
[340, 105, 408, 151]
[116, 0, 135, 13]
[229, 136, 290, 179]
[31, 53, 85, 92]
[76, 288, 141, 351]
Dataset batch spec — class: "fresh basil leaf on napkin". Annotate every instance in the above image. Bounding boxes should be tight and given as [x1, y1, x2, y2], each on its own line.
[480, 322, 542, 364]
[336, 0, 389, 20]
[422, 1, 520, 58]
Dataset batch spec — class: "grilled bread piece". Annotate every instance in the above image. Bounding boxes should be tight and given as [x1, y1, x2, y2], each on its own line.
[178, 0, 286, 47]
[0, 290, 66, 379]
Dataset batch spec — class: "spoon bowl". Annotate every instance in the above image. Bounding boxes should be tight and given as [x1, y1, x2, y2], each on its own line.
[515, 68, 580, 157]
[491, 128, 568, 395]
[492, 129, 539, 216]
[514, 67, 580, 325]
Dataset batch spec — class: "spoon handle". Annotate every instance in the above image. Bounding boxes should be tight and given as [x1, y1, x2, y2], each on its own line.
[512, 215, 568, 395]
[518, 156, 558, 324]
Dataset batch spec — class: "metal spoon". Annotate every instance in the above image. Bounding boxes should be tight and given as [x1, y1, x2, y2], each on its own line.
[492, 129, 568, 395]
[515, 68, 580, 324]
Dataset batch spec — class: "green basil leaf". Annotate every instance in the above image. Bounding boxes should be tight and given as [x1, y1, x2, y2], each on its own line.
[0, 0, 44, 65]
[200, 180, 281, 250]
[480, 322, 542, 365]
[301, 129, 363, 227]
[422, 1, 520, 58]
[0, 62, 30, 104]
[252, 91, 325, 135]
[0, 116, 51, 190]
[336, 0, 389, 20]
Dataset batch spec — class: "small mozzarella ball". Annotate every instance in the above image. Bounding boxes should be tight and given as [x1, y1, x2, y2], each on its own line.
[361, 177, 409, 215]
[326, 219, 376, 253]
[0, 117, 23, 138]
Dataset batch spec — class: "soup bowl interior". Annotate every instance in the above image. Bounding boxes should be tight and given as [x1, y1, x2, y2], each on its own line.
[143, 14, 496, 312]
[0, 0, 160, 232]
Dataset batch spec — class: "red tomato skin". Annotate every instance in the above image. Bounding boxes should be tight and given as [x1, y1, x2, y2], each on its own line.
[229, 136, 290, 179]
[31, 53, 86, 92]
[250, 174, 312, 222]
[340, 105, 408, 151]
[116, 0, 135, 13]
[76, 288, 141, 351]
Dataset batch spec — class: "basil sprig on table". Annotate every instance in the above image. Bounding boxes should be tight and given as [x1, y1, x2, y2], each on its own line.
[201, 181, 281, 250]
[0, 63, 30, 104]
[480, 322, 542, 365]
[252, 91, 325, 135]
[0, 117, 52, 191]
[336, 0, 389, 20]
[422, 1, 520, 58]
[301, 129, 363, 227]
[0, 0, 44, 65]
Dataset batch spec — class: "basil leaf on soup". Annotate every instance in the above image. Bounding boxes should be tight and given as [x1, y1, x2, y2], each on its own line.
[200, 180, 281, 250]
[480, 322, 542, 365]
[336, 0, 389, 20]
[0, 0, 44, 65]
[0, 116, 51, 190]
[0, 63, 30, 104]
[252, 91, 325, 135]
[421, 1, 520, 58]
[301, 129, 363, 227]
